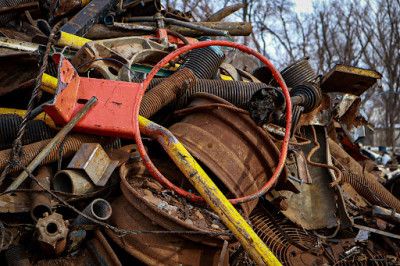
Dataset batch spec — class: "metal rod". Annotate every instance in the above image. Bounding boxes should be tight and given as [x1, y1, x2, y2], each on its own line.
[124, 17, 228, 36]
[354, 224, 400, 240]
[6, 96, 98, 192]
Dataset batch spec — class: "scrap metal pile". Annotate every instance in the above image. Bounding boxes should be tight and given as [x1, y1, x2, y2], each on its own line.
[0, 0, 399, 265]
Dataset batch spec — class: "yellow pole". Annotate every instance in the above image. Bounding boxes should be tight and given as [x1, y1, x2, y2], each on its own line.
[56, 31, 91, 50]
[139, 116, 282, 266]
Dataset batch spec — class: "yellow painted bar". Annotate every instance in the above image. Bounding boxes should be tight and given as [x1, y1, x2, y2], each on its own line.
[0, 108, 57, 129]
[56, 31, 91, 50]
[41, 73, 58, 94]
[139, 116, 281, 266]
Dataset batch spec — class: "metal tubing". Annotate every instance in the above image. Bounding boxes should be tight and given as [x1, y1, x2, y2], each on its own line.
[125, 17, 228, 36]
[6, 97, 98, 192]
[53, 170, 96, 195]
[31, 166, 52, 221]
[73, 198, 112, 225]
[138, 116, 281, 266]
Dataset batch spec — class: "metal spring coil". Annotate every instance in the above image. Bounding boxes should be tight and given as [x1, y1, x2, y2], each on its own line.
[341, 171, 400, 213]
[290, 82, 322, 113]
[149, 78, 267, 109]
[249, 207, 319, 265]
[270, 57, 317, 88]
[0, 133, 116, 173]
[180, 46, 225, 79]
[140, 68, 196, 118]
[247, 207, 387, 266]
[0, 114, 54, 150]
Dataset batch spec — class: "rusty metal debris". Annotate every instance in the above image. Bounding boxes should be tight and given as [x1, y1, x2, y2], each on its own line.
[0, 1, 398, 266]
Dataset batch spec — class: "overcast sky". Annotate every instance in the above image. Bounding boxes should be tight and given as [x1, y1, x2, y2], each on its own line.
[294, 0, 314, 14]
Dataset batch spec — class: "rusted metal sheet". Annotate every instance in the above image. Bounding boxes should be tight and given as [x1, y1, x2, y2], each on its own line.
[281, 126, 338, 230]
[321, 64, 382, 96]
[169, 93, 288, 216]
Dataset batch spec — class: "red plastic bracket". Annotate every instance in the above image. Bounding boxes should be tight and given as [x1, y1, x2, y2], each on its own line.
[43, 53, 144, 139]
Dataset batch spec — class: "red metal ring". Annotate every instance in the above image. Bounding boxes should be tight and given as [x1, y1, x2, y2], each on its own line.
[134, 40, 292, 204]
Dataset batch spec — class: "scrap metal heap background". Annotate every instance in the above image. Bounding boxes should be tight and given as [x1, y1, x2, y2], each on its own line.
[0, 0, 399, 265]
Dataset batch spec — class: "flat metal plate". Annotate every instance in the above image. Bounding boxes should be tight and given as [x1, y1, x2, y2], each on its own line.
[282, 126, 338, 230]
[321, 65, 381, 96]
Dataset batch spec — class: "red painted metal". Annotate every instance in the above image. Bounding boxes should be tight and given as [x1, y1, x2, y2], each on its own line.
[43, 53, 143, 139]
[135, 40, 292, 204]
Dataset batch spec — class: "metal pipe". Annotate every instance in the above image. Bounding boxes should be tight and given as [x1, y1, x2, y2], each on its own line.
[30, 166, 52, 221]
[354, 224, 400, 240]
[124, 17, 228, 36]
[5, 96, 98, 192]
[53, 170, 96, 195]
[73, 198, 112, 225]
[138, 116, 281, 266]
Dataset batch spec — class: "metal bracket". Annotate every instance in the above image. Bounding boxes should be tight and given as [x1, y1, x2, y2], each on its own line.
[43, 53, 143, 139]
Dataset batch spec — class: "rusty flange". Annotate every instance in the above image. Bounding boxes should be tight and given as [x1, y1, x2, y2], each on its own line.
[119, 160, 233, 247]
[168, 93, 288, 216]
[36, 212, 69, 255]
[106, 196, 228, 266]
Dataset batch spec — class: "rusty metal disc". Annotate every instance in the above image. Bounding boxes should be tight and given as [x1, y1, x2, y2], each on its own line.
[106, 196, 228, 266]
[169, 93, 288, 216]
[119, 160, 234, 247]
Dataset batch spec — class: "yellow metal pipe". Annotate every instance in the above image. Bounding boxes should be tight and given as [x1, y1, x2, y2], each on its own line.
[56, 31, 91, 50]
[41, 73, 58, 94]
[139, 116, 281, 266]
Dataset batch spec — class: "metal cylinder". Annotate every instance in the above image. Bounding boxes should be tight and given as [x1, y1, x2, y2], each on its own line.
[270, 57, 317, 88]
[0, 133, 115, 173]
[149, 78, 268, 109]
[180, 39, 225, 79]
[140, 68, 197, 118]
[53, 169, 95, 195]
[341, 171, 400, 213]
[0, 114, 54, 150]
[30, 166, 52, 221]
[5, 244, 30, 266]
[73, 198, 112, 225]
